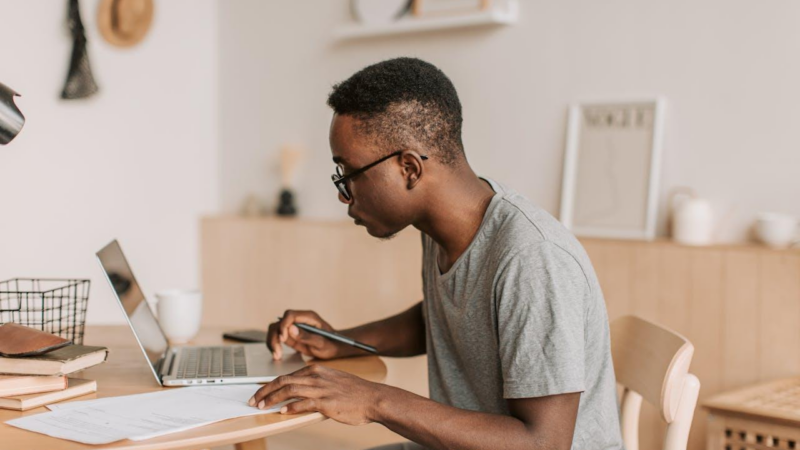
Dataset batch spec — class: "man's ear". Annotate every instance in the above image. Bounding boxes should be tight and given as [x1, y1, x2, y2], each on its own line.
[400, 151, 425, 189]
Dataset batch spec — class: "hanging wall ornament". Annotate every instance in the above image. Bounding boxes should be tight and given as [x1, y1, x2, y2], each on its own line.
[61, 0, 99, 100]
[97, 0, 154, 48]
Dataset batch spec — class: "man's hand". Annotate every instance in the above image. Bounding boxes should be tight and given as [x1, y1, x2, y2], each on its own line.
[248, 364, 383, 426]
[268, 310, 343, 360]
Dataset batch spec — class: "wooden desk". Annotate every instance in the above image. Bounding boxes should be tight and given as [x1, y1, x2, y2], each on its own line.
[0, 326, 387, 450]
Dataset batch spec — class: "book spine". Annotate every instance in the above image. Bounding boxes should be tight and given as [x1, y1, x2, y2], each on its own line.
[0, 376, 67, 396]
[20, 379, 97, 411]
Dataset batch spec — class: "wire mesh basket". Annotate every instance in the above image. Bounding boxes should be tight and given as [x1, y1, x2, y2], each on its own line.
[0, 278, 90, 345]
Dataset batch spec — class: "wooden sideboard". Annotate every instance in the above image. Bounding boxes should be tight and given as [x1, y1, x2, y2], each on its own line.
[201, 216, 800, 450]
[200, 216, 423, 330]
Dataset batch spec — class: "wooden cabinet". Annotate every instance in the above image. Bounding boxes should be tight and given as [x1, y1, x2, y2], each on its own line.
[200, 216, 423, 330]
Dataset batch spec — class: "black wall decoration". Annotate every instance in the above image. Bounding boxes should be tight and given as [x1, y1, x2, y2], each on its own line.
[62, 0, 99, 100]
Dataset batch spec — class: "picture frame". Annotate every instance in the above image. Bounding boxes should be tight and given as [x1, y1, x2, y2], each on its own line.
[559, 97, 666, 240]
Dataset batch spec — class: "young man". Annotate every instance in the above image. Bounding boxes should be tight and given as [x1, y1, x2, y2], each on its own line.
[250, 58, 623, 450]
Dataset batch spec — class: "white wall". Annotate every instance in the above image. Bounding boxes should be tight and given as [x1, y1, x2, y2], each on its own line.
[218, 0, 800, 243]
[0, 0, 219, 325]
[3, 0, 797, 325]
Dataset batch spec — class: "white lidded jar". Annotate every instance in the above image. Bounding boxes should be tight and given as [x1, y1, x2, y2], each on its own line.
[671, 188, 714, 246]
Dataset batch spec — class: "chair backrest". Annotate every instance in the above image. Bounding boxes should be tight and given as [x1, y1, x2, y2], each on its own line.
[610, 315, 701, 450]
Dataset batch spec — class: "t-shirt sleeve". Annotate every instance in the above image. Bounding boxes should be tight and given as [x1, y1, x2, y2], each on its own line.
[495, 241, 589, 399]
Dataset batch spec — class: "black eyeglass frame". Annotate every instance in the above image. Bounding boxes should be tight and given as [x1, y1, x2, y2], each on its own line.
[331, 150, 428, 201]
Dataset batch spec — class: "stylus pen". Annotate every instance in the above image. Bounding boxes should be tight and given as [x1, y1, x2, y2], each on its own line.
[277, 317, 378, 354]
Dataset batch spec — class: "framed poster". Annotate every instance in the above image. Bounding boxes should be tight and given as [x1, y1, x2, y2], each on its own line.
[559, 98, 665, 240]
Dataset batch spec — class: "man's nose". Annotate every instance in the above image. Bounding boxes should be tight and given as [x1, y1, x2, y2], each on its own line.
[338, 191, 352, 204]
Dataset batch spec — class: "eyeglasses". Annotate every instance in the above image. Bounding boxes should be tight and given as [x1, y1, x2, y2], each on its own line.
[331, 151, 428, 201]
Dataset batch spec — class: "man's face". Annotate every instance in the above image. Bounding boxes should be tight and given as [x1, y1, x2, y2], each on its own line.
[329, 114, 416, 239]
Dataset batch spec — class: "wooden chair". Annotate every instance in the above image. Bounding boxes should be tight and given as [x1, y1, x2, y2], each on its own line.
[610, 315, 701, 450]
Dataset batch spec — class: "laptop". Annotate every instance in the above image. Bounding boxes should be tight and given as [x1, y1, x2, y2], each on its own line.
[96, 239, 306, 386]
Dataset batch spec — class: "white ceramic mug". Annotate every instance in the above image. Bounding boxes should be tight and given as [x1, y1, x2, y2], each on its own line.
[755, 212, 799, 249]
[155, 289, 202, 344]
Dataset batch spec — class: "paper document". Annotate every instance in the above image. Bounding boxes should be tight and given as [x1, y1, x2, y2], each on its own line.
[6, 384, 289, 445]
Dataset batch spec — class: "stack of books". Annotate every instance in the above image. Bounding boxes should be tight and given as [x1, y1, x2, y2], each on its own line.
[0, 345, 108, 411]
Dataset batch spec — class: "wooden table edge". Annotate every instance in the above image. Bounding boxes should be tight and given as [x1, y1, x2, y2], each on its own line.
[113, 412, 327, 450]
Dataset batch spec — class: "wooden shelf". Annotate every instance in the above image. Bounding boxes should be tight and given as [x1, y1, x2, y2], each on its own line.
[333, 1, 518, 41]
[580, 236, 800, 254]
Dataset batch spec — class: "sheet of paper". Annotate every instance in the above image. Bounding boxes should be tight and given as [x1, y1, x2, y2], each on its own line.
[46, 389, 170, 411]
[6, 384, 289, 445]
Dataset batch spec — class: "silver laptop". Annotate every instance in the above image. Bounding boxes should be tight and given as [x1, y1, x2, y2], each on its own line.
[96, 239, 305, 386]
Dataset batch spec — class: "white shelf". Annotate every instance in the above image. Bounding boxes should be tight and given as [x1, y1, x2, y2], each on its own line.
[334, 1, 518, 41]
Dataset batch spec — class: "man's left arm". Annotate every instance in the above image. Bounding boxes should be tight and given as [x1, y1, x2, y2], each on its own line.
[251, 364, 580, 450]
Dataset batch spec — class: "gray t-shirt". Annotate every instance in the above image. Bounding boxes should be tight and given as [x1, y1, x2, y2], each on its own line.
[421, 179, 623, 449]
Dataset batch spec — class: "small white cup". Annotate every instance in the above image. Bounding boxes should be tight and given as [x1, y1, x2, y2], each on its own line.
[155, 289, 202, 344]
[755, 212, 799, 249]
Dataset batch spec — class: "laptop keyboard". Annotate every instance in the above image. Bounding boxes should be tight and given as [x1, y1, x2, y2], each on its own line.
[176, 346, 248, 379]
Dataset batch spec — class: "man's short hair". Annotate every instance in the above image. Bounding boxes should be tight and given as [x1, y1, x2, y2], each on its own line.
[327, 57, 465, 166]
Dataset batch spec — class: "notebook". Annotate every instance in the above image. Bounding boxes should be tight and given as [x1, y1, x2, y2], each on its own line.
[0, 323, 71, 357]
[0, 345, 108, 376]
[0, 374, 67, 397]
[0, 378, 96, 411]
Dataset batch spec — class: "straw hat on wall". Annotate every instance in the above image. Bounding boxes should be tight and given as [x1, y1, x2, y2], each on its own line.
[97, 0, 154, 48]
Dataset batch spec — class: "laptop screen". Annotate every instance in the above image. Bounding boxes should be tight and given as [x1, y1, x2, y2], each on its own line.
[96, 240, 168, 382]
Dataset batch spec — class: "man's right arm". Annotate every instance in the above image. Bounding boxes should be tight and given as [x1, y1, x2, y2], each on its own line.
[268, 301, 426, 360]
